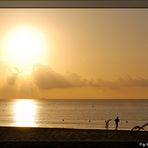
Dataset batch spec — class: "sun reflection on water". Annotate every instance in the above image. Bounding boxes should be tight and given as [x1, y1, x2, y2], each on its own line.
[13, 99, 36, 127]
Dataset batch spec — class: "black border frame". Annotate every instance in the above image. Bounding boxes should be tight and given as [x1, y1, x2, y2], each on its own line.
[0, 1, 147, 147]
[0, 0, 148, 8]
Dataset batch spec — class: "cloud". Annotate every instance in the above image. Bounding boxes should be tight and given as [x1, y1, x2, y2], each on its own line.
[32, 64, 72, 89]
[121, 77, 148, 87]
[7, 73, 18, 86]
[32, 64, 95, 90]
[0, 60, 148, 99]
[32, 64, 148, 90]
[93, 77, 148, 89]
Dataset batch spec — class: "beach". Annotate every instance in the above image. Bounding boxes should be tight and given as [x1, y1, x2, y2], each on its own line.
[0, 99, 148, 147]
[0, 126, 147, 147]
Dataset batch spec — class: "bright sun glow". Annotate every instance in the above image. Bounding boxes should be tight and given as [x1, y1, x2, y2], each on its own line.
[4, 26, 47, 73]
[13, 99, 36, 127]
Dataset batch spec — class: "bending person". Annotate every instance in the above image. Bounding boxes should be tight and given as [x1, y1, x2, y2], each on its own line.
[105, 119, 112, 130]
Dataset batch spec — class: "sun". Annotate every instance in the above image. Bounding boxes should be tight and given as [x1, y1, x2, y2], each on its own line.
[4, 25, 47, 73]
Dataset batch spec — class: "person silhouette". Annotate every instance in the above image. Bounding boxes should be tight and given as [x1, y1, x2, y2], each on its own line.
[114, 116, 120, 130]
[105, 119, 112, 130]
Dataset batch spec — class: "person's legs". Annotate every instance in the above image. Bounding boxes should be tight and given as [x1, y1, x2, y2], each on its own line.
[116, 123, 118, 129]
[115, 122, 118, 130]
[106, 124, 108, 129]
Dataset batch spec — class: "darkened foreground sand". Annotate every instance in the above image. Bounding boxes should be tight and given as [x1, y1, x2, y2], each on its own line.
[0, 126, 148, 142]
[0, 126, 147, 147]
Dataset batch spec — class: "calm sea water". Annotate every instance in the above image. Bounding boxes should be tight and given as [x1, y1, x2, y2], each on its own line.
[0, 99, 148, 130]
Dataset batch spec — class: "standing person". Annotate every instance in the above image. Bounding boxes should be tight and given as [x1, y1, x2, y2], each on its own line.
[114, 116, 120, 130]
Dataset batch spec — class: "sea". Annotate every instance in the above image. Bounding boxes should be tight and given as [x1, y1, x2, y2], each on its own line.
[0, 99, 148, 130]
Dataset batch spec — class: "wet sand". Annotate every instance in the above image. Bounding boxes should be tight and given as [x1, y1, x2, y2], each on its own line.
[0, 126, 147, 147]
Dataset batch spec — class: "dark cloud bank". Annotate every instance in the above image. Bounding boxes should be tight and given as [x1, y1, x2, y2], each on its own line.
[32, 64, 148, 90]
[1, 62, 148, 91]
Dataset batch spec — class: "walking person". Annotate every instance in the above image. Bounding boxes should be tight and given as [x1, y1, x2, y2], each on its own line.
[114, 116, 120, 130]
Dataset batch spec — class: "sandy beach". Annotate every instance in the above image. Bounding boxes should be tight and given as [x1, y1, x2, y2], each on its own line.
[0, 126, 148, 142]
[0, 126, 147, 147]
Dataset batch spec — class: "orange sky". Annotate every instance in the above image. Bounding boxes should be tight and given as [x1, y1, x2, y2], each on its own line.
[0, 9, 148, 99]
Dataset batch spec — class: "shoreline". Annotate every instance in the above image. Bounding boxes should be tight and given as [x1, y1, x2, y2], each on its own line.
[0, 126, 147, 147]
[0, 126, 147, 142]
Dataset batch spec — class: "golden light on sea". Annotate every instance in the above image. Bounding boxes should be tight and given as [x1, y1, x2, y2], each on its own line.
[13, 99, 36, 127]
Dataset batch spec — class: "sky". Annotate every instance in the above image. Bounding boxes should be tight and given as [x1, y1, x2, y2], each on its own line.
[0, 9, 148, 99]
